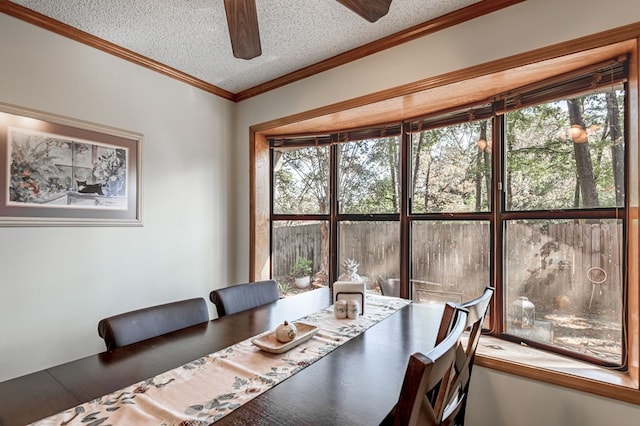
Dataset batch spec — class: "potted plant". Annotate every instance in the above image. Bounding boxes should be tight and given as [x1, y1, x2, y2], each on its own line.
[291, 257, 313, 289]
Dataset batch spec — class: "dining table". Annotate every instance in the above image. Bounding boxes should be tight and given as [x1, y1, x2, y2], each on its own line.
[0, 287, 444, 426]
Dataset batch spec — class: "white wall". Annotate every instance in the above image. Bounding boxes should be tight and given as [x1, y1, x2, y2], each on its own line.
[466, 367, 640, 426]
[0, 14, 236, 381]
[234, 0, 640, 424]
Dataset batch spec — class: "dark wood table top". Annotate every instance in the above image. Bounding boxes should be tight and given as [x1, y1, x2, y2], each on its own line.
[0, 288, 441, 426]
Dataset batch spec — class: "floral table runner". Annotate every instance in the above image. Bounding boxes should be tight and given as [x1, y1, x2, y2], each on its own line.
[31, 294, 411, 425]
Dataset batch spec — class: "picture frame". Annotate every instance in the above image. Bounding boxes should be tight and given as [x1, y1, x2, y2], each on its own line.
[0, 102, 142, 226]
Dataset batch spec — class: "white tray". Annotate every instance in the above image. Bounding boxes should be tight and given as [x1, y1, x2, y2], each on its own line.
[251, 322, 319, 354]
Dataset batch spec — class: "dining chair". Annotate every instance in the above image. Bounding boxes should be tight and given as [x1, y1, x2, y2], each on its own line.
[448, 286, 494, 425]
[97, 297, 209, 351]
[379, 278, 401, 297]
[209, 279, 280, 317]
[384, 303, 469, 426]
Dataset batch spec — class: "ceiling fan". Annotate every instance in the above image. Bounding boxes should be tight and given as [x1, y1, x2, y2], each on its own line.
[223, 0, 393, 60]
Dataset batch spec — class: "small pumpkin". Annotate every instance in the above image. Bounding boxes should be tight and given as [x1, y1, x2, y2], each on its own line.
[275, 320, 297, 343]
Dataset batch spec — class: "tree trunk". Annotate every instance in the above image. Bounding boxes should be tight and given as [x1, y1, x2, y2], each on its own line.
[475, 146, 482, 211]
[606, 92, 624, 206]
[320, 220, 329, 280]
[387, 137, 400, 211]
[484, 149, 491, 208]
[413, 132, 425, 199]
[567, 98, 600, 208]
[424, 161, 431, 210]
[505, 117, 514, 210]
[476, 121, 490, 211]
[316, 146, 330, 281]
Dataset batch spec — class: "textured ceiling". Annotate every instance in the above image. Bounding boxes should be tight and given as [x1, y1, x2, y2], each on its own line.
[9, 0, 482, 95]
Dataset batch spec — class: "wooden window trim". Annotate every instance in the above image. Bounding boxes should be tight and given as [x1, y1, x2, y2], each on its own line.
[250, 24, 640, 403]
[475, 336, 640, 404]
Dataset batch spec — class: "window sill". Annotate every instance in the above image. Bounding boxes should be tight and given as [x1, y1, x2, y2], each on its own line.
[475, 336, 640, 405]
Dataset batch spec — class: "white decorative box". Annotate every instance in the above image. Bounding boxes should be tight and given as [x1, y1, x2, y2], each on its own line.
[333, 281, 365, 314]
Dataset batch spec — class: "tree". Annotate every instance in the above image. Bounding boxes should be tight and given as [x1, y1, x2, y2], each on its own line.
[476, 121, 491, 211]
[339, 137, 400, 213]
[273, 146, 329, 214]
[567, 98, 600, 208]
[411, 123, 488, 213]
[273, 146, 330, 277]
[274, 138, 402, 279]
[385, 137, 401, 212]
[506, 104, 579, 210]
[272, 89, 623, 286]
[605, 92, 625, 206]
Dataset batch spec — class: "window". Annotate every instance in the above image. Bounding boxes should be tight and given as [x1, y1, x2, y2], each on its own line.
[272, 143, 330, 293]
[270, 128, 402, 296]
[268, 57, 629, 369]
[501, 88, 626, 366]
[409, 117, 493, 306]
[273, 145, 329, 215]
[410, 119, 492, 214]
[338, 136, 401, 214]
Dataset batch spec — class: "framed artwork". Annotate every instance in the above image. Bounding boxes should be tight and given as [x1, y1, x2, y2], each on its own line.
[0, 102, 142, 226]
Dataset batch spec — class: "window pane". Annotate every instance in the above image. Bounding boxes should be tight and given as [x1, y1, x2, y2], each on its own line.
[505, 90, 625, 210]
[411, 221, 490, 303]
[338, 137, 401, 214]
[273, 146, 329, 214]
[411, 120, 492, 213]
[272, 220, 329, 296]
[504, 219, 623, 365]
[338, 221, 399, 294]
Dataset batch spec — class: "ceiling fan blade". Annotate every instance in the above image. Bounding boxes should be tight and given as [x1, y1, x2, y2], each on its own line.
[224, 0, 261, 60]
[336, 0, 393, 23]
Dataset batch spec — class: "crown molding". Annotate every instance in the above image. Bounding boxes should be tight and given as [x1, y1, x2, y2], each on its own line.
[1, 0, 523, 102]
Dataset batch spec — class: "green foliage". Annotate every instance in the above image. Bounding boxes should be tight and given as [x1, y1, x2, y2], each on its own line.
[273, 146, 329, 214]
[272, 89, 625, 215]
[339, 137, 401, 214]
[505, 91, 623, 210]
[291, 257, 312, 277]
[277, 281, 291, 295]
[274, 137, 403, 215]
[411, 121, 490, 213]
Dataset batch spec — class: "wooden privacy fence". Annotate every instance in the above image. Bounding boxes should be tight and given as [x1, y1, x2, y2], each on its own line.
[273, 221, 622, 314]
[506, 222, 623, 315]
